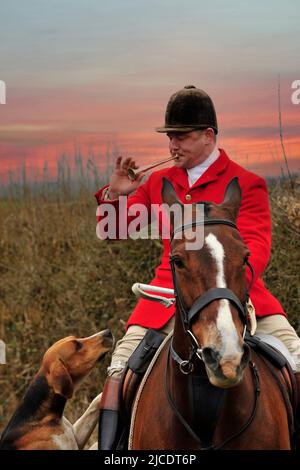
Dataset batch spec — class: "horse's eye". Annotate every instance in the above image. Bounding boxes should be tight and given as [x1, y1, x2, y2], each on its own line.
[172, 257, 185, 269]
[73, 340, 83, 351]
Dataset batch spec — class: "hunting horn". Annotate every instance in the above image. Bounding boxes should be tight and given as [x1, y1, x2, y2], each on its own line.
[127, 154, 179, 181]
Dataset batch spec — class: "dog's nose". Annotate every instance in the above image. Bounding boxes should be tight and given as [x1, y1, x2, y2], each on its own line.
[102, 329, 113, 339]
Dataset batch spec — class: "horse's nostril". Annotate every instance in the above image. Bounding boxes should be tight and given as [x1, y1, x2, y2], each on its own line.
[202, 347, 220, 366]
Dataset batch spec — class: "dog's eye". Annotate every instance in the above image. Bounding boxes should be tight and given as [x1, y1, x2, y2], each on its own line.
[73, 340, 83, 351]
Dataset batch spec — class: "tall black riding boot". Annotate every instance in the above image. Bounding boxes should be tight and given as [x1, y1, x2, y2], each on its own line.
[98, 375, 123, 450]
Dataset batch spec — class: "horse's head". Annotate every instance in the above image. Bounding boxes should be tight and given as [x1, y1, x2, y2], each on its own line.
[162, 177, 251, 388]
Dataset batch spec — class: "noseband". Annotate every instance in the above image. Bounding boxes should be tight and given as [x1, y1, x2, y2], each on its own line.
[169, 218, 254, 371]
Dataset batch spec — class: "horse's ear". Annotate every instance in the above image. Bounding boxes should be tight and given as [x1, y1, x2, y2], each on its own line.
[220, 177, 242, 221]
[161, 178, 183, 230]
[161, 178, 182, 207]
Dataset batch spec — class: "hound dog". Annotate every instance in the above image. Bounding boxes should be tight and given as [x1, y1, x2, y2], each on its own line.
[0, 330, 113, 450]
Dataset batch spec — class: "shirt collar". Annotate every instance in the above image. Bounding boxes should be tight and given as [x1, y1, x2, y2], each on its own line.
[186, 145, 220, 187]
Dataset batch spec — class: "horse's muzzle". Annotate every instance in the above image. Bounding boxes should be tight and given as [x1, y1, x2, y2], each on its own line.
[202, 343, 250, 388]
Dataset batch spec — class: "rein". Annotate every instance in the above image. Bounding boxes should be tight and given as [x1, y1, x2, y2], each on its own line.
[164, 346, 261, 450]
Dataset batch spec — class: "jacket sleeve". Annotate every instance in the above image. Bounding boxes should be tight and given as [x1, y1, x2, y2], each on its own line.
[237, 176, 271, 284]
[95, 177, 152, 240]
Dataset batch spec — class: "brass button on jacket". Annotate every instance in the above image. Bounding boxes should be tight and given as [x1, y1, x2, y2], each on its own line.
[185, 194, 192, 201]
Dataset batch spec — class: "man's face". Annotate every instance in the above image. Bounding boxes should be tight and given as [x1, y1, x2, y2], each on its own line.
[167, 129, 215, 169]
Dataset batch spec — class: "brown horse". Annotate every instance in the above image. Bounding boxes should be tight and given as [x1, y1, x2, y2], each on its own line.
[130, 177, 293, 450]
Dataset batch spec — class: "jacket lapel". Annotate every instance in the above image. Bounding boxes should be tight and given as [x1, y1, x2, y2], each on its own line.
[164, 149, 230, 191]
[165, 166, 189, 189]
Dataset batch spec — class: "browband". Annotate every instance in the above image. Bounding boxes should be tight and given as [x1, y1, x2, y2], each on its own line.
[172, 219, 237, 240]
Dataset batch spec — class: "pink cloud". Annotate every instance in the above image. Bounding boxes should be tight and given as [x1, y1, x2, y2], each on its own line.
[0, 84, 299, 183]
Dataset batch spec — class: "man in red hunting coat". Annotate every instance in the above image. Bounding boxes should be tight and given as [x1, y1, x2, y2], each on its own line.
[95, 85, 300, 450]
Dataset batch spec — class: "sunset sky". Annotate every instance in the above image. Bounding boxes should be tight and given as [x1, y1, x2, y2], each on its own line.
[0, 0, 299, 184]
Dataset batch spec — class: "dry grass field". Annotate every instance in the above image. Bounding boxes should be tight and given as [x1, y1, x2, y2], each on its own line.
[0, 178, 299, 438]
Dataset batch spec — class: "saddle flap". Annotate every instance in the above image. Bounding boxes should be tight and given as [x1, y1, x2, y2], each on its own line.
[245, 332, 295, 370]
[122, 329, 166, 415]
[128, 329, 165, 374]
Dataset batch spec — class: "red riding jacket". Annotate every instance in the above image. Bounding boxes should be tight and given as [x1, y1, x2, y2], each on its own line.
[95, 149, 285, 329]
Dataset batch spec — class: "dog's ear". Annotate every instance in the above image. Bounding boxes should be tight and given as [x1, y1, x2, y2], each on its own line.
[48, 358, 74, 399]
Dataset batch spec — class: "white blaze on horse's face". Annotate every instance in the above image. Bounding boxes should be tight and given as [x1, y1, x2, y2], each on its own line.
[204, 233, 244, 386]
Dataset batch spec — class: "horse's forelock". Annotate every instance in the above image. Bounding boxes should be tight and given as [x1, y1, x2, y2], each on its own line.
[195, 201, 234, 222]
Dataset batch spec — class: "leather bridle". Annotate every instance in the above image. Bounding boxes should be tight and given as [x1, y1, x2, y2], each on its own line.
[169, 218, 254, 371]
[165, 218, 260, 449]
